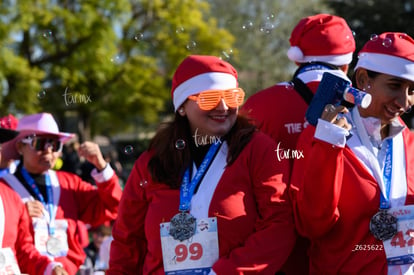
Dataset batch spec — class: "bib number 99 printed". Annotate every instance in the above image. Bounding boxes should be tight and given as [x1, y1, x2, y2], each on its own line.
[160, 217, 219, 273]
[175, 243, 203, 262]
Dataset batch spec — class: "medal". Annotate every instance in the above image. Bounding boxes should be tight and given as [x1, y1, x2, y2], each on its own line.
[370, 210, 398, 240]
[169, 212, 196, 241]
[169, 143, 220, 242]
[46, 236, 62, 256]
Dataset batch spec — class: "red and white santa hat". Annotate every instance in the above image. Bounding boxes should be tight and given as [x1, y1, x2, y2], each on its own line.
[171, 55, 238, 111]
[355, 32, 414, 82]
[287, 14, 355, 66]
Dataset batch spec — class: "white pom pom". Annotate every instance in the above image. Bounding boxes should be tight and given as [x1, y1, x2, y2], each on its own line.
[287, 46, 304, 62]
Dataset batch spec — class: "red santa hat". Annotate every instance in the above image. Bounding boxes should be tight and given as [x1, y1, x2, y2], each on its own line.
[355, 32, 414, 82]
[287, 14, 355, 66]
[171, 55, 238, 111]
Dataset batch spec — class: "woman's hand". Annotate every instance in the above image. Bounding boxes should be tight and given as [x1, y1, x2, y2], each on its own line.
[78, 141, 107, 171]
[321, 104, 352, 131]
[52, 265, 69, 275]
[25, 200, 44, 218]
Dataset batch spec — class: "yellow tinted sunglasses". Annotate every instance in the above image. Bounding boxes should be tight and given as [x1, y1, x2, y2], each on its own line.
[188, 88, 245, 111]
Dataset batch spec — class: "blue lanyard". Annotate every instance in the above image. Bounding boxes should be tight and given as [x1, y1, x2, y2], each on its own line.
[380, 139, 393, 209]
[179, 142, 221, 212]
[20, 167, 56, 235]
[297, 63, 334, 74]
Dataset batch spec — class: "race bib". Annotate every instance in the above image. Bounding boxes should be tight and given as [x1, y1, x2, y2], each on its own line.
[0, 247, 21, 274]
[384, 205, 414, 265]
[33, 218, 69, 257]
[160, 217, 219, 274]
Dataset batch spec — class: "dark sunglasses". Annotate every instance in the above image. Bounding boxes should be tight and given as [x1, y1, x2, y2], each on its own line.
[20, 135, 63, 152]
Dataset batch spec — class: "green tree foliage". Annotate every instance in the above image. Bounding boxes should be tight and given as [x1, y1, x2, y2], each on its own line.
[0, 0, 234, 140]
[2, 0, 413, 141]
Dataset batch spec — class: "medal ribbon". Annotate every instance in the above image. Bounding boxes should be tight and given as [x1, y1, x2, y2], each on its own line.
[351, 109, 393, 205]
[179, 142, 221, 212]
[20, 167, 57, 235]
[297, 63, 334, 74]
[380, 139, 393, 209]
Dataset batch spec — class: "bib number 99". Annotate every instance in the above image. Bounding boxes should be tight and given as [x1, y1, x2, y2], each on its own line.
[175, 243, 203, 262]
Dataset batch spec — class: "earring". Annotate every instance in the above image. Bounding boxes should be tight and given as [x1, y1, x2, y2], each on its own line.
[178, 108, 184, 114]
[363, 85, 371, 91]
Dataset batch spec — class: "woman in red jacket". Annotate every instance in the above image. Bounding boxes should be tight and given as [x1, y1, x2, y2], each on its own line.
[290, 32, 414, 274]
[0, 127, 67, 274]
[108, 55, 295, 274]
[1, 112, 122, 275]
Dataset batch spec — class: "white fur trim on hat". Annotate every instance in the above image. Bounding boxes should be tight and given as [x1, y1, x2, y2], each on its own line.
[173, 72, 237, 111]
[287, 46, 304, 63]
[288, 50, 353, 66]
[355, 52, 414, 82]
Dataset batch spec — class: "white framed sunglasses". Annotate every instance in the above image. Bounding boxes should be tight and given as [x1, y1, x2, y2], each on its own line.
[20, 135, 63, 153]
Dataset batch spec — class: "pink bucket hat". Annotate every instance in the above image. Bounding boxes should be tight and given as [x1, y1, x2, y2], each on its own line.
[2, 112, 75, 159]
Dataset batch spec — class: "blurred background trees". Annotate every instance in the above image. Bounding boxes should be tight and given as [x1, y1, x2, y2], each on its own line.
[0, 0, 235, 141]
[1, 0, 413, 163]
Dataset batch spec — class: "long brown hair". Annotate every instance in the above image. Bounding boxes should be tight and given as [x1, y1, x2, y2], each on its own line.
[147, 112, 256, 189]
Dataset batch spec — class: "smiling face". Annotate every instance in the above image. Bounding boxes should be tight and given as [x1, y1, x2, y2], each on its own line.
[179, 97, 238, 138]
[357, 69, 414, 124]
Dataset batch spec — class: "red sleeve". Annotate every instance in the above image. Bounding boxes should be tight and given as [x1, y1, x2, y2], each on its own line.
[290, 126, 343, 239]
[212, 133, 296, 274]
[107, 153, 150, 275]
[58, 171, 123, 227]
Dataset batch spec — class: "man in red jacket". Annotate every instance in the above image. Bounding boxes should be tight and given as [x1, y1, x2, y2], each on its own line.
[242, 14, 356, 275]
[0, 126, 67, 274]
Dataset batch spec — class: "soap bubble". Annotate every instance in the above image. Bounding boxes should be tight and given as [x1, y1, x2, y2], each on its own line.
[175, 139, 186, 150]
[123, 145, 134, 155]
